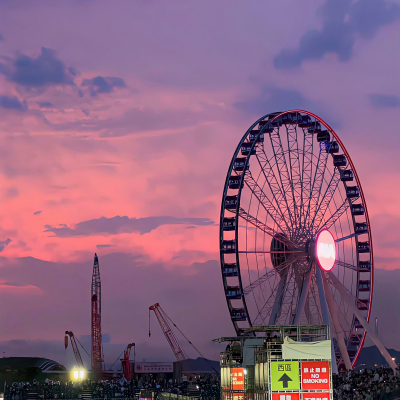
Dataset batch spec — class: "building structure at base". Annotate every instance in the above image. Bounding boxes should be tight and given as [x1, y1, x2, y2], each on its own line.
[216, 325, 333, 400]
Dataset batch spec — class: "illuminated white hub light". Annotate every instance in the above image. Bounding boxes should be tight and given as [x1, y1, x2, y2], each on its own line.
[79, 370, 85, 379]
[315, 229, 336, 271]
[73, 370, 79, 379]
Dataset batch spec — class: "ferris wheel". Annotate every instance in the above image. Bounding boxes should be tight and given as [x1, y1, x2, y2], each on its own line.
[219, 110, 377, 370]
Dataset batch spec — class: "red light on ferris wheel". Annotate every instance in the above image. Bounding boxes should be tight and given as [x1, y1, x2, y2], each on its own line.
[315, 229, 336, 271]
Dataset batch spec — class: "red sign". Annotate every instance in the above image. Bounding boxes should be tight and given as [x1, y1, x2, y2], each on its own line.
[272, 394, 300, 400]
[301, 361, 330, 390]
[315, 229, 336, 271]
[231, 368, 245, 390]
[302, 393, 331, 400]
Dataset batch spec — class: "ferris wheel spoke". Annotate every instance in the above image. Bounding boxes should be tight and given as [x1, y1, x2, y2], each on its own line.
[285, 124, 301, 233]
[317, 197, 355, 232]
[302, 142, 329, 236]
[242, 170, 288, 235]
[309, 166, 342, 232]
[334, 260, 359, 272]
[252, 275, 283, 325]
[232, 207, 298, 248]
[268, 128, 296, 232]
[298, 129, 314, 241]
[243, 256, 300, 295]
[254, 149, 292, 233]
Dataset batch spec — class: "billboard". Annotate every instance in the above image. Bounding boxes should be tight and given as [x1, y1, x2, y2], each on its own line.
[231, 368, 245, 390]
[301, 361, 330, 390]
[272, 393, 300, 400]
[302, 393, 330, 400]
[134, 362, 173, 373]
[270, 361, 300, 391]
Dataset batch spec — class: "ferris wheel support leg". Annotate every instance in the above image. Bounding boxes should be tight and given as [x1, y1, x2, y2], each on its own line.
[328, 271, 398, 374]
[268, 274, 287, 326]
[315, 267, 338, 367]
[315, 267, 330, 325]
[293, 265, 312, 325]
[321, 271, 352, 370]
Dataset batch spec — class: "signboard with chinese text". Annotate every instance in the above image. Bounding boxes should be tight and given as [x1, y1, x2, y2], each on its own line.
[135, 362, 173, 373]
[231, 368, 245, 391]
[301, 361, 330, 390]
[302, 392, 331, 400]
[223, 391, 244, 400]
[270, 361, 300, 391]
[272, 393, 300, 400]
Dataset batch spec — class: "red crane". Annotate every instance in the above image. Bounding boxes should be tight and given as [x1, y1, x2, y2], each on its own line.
[121, 343, 135, 381]
[65, 331, 84, 368]
[91, 253, 102, 378]
[149, 303, 186, 361]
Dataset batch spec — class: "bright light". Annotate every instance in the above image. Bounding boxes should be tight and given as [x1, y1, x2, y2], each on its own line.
[244, 369, 247, 375]
[196, 386, 199, 389]
[315, 229, 336, 271]
[71, 367, 86, 381]
[392, 358, 396, 361]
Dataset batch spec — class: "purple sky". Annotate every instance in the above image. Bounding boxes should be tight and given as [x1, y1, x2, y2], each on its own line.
[0, 0, 399, 368]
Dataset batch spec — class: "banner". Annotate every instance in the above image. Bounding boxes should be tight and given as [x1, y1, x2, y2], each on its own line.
[270, 361, 300, 392]
[302, 393, 330, 400]
[272, 393, 300, 400]
[301, 361, 330, 390]
[134, 362, 174, 373]
[282, 337, 331, 360]
[231, 368, 245, 390]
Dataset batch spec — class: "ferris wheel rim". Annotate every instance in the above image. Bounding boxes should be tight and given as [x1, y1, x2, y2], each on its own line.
[219, 109, 373, 368]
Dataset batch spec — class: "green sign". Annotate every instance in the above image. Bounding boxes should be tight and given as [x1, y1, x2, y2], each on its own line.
[270, 361, 300, 391]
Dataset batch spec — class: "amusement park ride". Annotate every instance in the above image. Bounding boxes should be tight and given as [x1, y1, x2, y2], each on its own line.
[219, 110, 396, 372]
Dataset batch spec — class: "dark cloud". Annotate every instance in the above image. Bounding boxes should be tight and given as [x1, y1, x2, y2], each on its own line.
[38, 101, 53, 108]
[96, 244, 116, 249]
[44, 215, 214, 238]
[0, 238, 11, 252]
[81, 76, 126, 96]
[370, 94, 400, 108]
[235, 85, 336, 126]
[274, 0, 400, 69]
[0, 95, 27, 111]
[0, 47, 76, 87]
[185, 226, 197, 229]
[34, 211, 42, 215]
[6, 187, 19, 198]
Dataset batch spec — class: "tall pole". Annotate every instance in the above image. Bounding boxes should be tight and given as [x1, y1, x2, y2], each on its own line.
[91, 253, 102, 378]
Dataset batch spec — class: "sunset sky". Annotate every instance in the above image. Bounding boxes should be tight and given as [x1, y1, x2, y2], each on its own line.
[0, 0, 399, 368]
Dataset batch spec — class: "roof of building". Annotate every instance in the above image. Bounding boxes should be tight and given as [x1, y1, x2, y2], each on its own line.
[0, 357, 66, 372]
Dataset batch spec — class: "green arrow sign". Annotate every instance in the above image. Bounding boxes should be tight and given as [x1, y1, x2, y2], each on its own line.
[270, 361, 300, 391]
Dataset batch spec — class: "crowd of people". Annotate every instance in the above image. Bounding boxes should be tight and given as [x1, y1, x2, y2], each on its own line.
[5, 368, 400, 400]
[333, 367, 400, 400]
[4, 375, 220, 400]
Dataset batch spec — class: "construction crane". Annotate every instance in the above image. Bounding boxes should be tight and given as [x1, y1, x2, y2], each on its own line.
[121, 343, 135, 381]
[65, 331, 84, 368]
[149, 303, 186, 361]
[149, 303, 220, 376]
[91, 253, 102, 378]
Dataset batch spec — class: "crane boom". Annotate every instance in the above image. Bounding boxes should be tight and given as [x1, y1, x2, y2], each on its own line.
[121, 343, 135, 381]
[65, 331, 84, 368]
[149, 303, 186, 361]
[91, 253, 102, 378]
